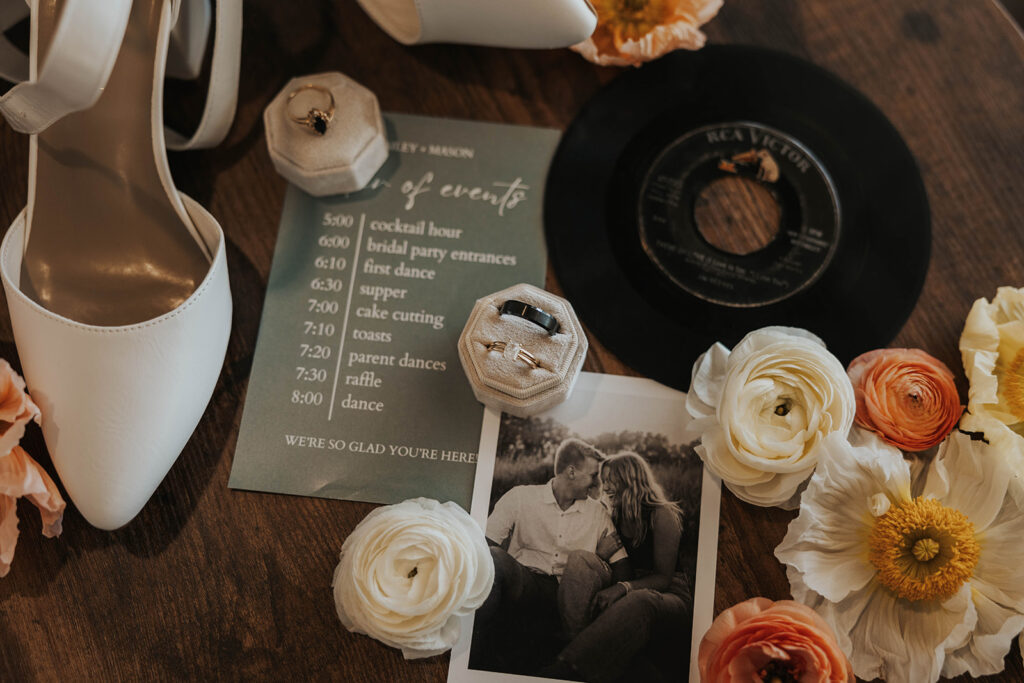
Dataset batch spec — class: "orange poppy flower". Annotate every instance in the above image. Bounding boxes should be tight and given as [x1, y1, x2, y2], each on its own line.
[573, 0, 723, 67]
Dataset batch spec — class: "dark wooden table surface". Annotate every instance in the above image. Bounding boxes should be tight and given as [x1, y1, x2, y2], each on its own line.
[2, 1, 1023, 680]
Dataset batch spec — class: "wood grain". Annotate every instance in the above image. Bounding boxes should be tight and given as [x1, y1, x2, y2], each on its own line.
[1, 1, 1022, 681]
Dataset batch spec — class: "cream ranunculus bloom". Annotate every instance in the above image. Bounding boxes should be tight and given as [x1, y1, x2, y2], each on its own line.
[332, 498, 494, 658]
[685, 326, 855, 508]
[776, 430, 1024, 683]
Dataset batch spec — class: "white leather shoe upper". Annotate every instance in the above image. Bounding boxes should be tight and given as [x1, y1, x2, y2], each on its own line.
[355, 0, 597, 48]
[1, 196, 232, 530]
[165, 0, 242, 150]
[0, 0, 131, 134]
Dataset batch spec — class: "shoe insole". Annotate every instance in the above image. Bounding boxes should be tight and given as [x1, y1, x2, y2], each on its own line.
[21, 0, 211, 327]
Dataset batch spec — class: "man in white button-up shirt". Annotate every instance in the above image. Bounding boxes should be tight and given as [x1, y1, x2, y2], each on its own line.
[471, 439, 629, 673]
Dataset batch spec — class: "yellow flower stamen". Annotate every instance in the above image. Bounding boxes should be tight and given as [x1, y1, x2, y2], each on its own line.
[912, 537, 939, 562]
[868, 497, 979, 602]
[1000, 347, 1024, 421]
[592, 0, 673, 44]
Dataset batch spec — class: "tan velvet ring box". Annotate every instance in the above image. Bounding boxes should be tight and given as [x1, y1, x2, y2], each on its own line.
[458, 283, 587, 417]
[264, 72, 388, 196]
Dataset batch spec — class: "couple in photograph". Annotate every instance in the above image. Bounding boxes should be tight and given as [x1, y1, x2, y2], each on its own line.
[472, 438, 692, 682]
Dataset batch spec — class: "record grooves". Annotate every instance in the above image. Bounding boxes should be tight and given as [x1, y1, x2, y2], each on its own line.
[544, 45, 930, 391]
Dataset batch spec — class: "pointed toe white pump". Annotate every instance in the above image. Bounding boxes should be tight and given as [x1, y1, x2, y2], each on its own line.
[1, 202, 231, 530]
[0, 0, 233, 529]
[355, 0, 597, 49]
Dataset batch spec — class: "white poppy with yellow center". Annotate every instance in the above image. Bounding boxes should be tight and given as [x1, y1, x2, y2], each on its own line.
[960, 286, 1024, 430]
[572, 0, 722, 67]
[959, 286, 1024, 500]
[775, 430, 1024, 683]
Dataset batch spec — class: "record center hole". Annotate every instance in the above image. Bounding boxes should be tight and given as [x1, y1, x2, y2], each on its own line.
[694, 177, 781, 255]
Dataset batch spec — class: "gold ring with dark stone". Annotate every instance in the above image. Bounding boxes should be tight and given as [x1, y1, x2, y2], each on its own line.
[288, 84, 335, 135]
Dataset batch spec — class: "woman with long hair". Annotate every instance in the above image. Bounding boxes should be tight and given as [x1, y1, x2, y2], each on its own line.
[547, 452, 692, 682]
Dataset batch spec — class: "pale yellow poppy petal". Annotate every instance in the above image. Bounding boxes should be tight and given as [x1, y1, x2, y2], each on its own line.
[923, 430, 1011, 531]
[830, 583, 975, 683]
[776, 433, 906, 603]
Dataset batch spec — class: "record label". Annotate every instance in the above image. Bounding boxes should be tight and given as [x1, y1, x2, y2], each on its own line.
[638, 122, 840, 307]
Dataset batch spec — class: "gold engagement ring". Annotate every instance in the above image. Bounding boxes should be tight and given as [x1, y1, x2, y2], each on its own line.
[288, 83, 335, 135]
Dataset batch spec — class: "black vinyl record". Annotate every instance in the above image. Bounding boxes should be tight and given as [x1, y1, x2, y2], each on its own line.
[545, 45, 930, 391]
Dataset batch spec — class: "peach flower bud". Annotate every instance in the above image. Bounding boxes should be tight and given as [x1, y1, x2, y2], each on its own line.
[0, 359, 40, 458]
[847, 348, 961, 451]
[698, 597, 853, 682]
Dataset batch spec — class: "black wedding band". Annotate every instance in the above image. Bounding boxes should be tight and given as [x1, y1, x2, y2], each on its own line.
[499, 300, 560, 335]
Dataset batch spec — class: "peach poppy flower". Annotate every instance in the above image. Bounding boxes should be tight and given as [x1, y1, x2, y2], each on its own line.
[1, 445, 65, 576]
[0, 358, 40, 457]
[0, 360, 64, 577]
[573, 0, 723, 67]
[847, 348, 962, 452]
[698, 597, 853, 682]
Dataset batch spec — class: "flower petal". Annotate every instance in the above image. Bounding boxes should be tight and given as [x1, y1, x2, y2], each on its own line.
[697, 427, 776, 487]
[0, 494, 18, 577]
[968, 486, 1024, 614]
[726, 466, 814, 509]
[776, 433, 909, 603]
[922, 428, 1012, 531]
[810, 581, 975, 683]
[730, 326, 827, 362]
[942, 582, 1024, 678]
[686, 343, 731, 420]
[0, 446, 65, 538]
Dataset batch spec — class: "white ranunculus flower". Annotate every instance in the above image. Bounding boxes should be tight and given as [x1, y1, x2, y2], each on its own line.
[332, 498, 494, 658]
[776, 430, 1024, 683]
[685, 326, 855, 508]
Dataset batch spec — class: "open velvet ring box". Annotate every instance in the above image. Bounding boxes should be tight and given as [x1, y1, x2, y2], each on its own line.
[264, 71, 388, 196]
[458, 283, 587, 417]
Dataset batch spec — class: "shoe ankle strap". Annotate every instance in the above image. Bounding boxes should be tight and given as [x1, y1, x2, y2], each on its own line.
[165, 0, 241, 150]
[0, 0, 131, 134]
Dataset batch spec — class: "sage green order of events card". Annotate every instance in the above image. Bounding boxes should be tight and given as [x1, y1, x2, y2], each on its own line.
[229, 113, 557, 509]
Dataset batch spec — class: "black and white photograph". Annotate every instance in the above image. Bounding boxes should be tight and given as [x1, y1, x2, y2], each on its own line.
[449, 373, 721, 683]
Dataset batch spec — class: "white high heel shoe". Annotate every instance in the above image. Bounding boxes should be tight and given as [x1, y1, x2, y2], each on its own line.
[355, 0, 597, 48]
[0, 0, 233, 529]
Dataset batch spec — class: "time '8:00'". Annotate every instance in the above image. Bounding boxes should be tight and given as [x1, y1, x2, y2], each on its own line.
[291, 390, 324, 405]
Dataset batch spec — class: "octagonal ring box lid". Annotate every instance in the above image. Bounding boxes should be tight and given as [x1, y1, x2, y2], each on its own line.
[458, 283, 587, 418]
[264, 72, 388, 196]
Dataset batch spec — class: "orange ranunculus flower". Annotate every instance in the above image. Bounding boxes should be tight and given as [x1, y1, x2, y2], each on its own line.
[698, 597, 853, 683]
[847, 348, 962, 452]
[573, 0, 723, 67]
